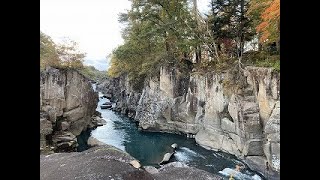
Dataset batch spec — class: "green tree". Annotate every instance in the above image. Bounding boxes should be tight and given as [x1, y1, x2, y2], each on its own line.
[79, 65, 107, 81]
[207, 0, 254, 67]
[40, 32, 86, 70]
[40, 31, 60, 69]
[56, 38, 86, 69]
[109, 0, 200, 91]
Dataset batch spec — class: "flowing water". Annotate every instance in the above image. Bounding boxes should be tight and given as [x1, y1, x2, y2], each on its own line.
[89, 87, 264, 180]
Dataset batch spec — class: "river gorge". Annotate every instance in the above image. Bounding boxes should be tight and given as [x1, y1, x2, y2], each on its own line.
[40, 66, 279, 180]
[88, 90, 264, 180]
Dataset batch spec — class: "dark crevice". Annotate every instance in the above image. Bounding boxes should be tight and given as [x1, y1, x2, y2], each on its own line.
[77, 128, 92, 152]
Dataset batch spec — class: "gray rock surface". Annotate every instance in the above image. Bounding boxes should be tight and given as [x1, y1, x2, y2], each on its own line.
[130, 160, 142, 169]
[96, 75, 141, 118]
[89, 116, 107, 128]
[87, 136, 106, 147]
[40, 117, 53, 135]
[244, 156, 280, 180]
[264, 101, 280, 172]
[52, 132, 77, 151]
[171, 143, 178, 149]
[60, 121, 70, 131]
[144, 166, 159, 174]
[159, 152, 174, 164]
[40, 145, 154, 180]
[40, 67, 98, 152]
[40, 145, 224, 180]
[100, 66, 280, 176]
[154, 162, 223, 180]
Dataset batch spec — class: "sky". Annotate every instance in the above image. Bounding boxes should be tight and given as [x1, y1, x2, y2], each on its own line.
[40, 0, 211, 71]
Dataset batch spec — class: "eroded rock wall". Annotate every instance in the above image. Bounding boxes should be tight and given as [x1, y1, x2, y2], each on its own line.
[97, 74, 141, 118]
[99, 66, 280, 175]
[40, 67, 99, 152]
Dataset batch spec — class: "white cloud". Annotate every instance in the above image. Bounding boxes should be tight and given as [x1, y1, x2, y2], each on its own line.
[84, 58, 109, 71]
[197, 0, 211, 15]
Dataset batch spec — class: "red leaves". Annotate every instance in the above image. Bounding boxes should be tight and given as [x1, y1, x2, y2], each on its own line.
[256, 0, 280, 43]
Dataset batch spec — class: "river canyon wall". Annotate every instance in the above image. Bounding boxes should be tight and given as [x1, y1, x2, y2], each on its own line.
[40, 67, 99, 152]
[97, 65, 280, 176]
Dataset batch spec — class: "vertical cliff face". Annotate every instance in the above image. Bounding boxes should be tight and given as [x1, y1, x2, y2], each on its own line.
[97, 75, 141, 118]
[99, 66, 280, 175]
[40, 67, 99, 152]
[135, 67, 197, 133]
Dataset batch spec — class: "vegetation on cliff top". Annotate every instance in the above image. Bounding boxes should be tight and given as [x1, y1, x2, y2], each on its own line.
[79, 66, 108, 82]
[40, 32, 85, 70]
[40, 31, 107, 81]
[107, 0, 280, 90]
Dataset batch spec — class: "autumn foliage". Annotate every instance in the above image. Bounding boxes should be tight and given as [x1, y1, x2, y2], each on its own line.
[40, 32, 86, 70]
[256, 0, 280, 43]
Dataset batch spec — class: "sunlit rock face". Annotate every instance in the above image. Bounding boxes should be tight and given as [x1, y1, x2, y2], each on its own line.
[40, 67, 98, 152]
[99, 65, 280, 174]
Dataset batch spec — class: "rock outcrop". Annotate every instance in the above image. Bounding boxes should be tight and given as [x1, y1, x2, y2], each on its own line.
[98, 65, 280, 177]
[97, 75, 141, 119]
[40, 67, 99, 152]
[40, 145, 224, 180]
[154, 162, 223, 180]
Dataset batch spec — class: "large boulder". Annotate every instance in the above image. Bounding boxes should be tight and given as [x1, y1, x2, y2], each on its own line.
[171, 143, 178, 149]
[87, 136, 106, 147]
[130, 160, 142, 169]
[40, 145, 224, 180]
[52, 132, 77, 152]
[40, 145, 154, 180]
[159, 152, 174, 165]
[89, 116, 107, 128]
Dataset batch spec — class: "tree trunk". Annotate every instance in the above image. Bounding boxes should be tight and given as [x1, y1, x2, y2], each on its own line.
[238, 0, 245, 70]
[193, 0, 202, 64]
[276, 19, 280, 53]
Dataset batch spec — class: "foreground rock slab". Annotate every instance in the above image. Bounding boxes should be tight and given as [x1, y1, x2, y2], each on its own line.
[40, 145, 224, 180]
[154, 162, 223, 180]
[40, 145, 153, 180]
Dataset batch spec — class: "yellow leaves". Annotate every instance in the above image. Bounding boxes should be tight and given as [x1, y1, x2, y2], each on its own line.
[40, 32, 62, 69]
[107, 56, 129, 78]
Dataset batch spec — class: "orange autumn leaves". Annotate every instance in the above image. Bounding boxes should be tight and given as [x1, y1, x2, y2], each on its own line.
[256, 0, 280, 43]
